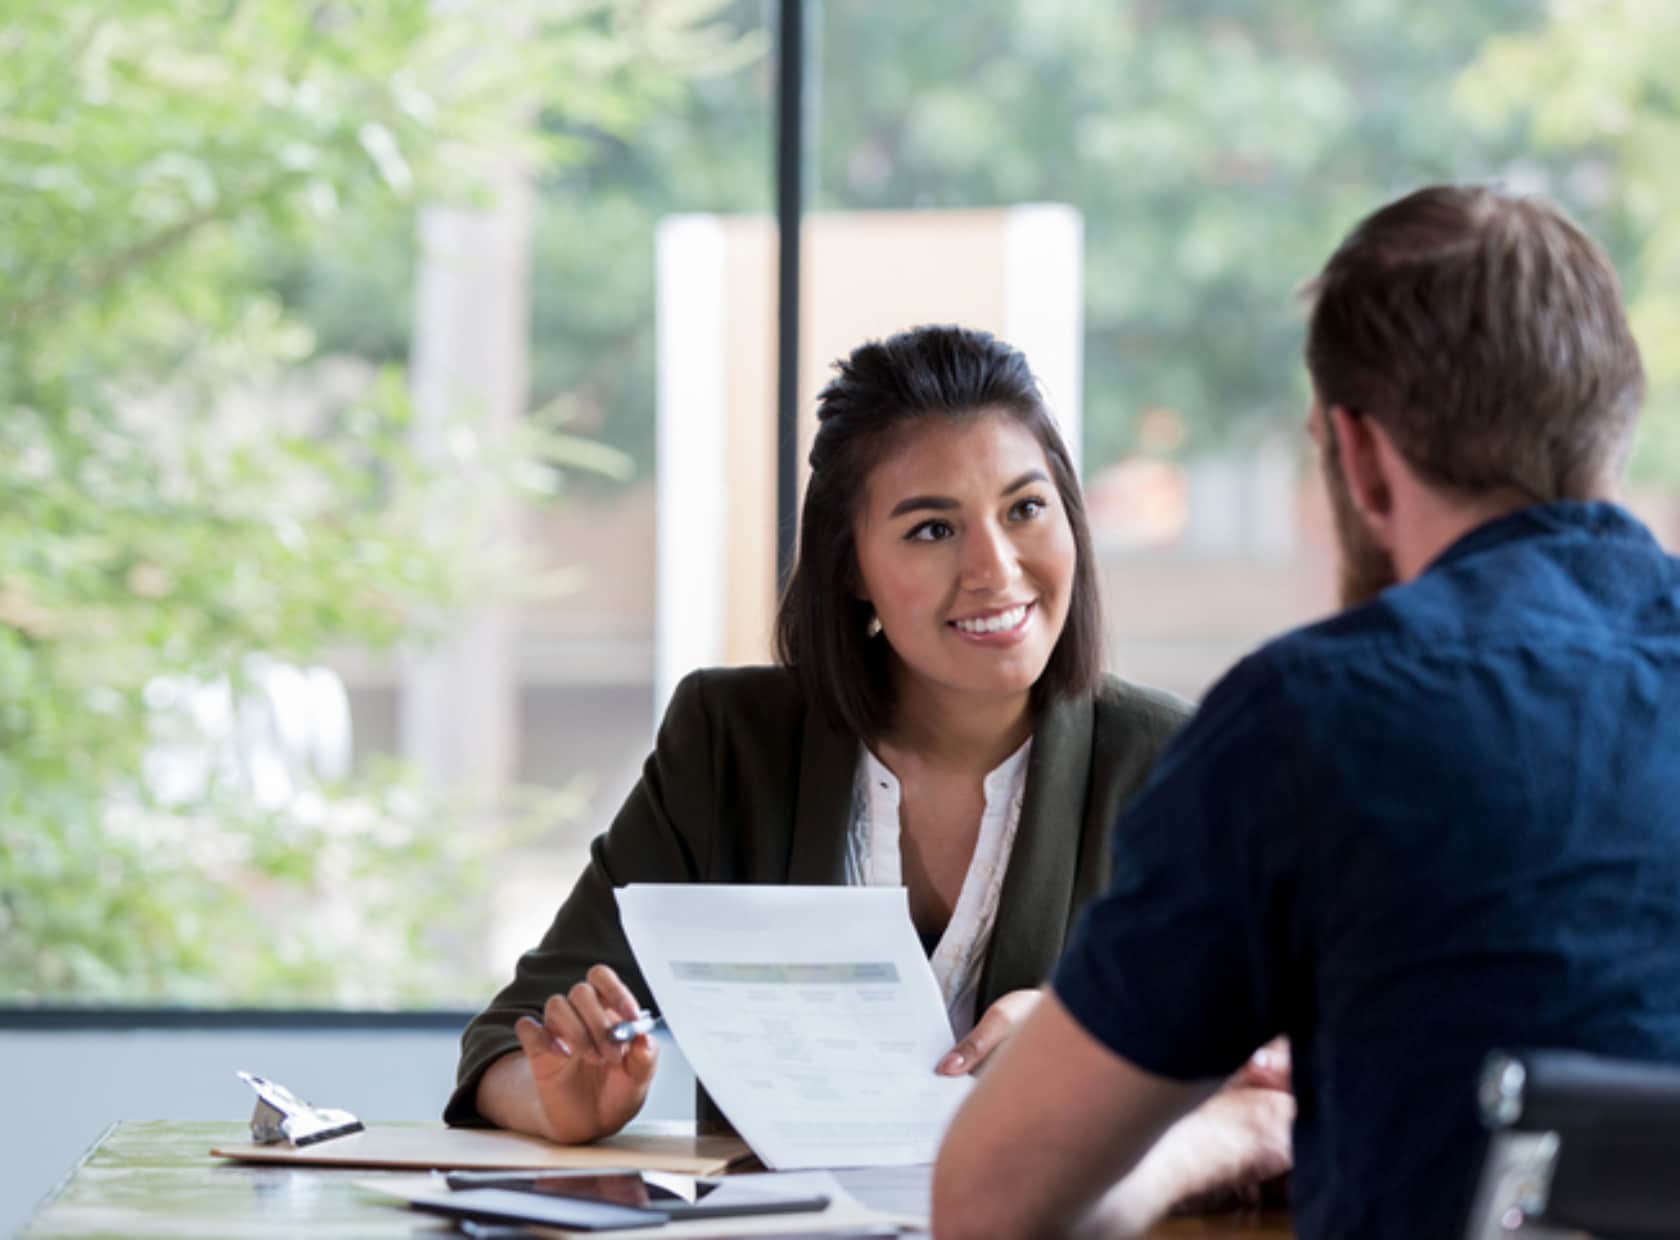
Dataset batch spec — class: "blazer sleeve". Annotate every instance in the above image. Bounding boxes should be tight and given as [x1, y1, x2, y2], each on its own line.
[444, 669, 719, 1125]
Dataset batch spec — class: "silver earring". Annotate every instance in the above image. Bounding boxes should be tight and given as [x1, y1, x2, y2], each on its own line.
[865, 613, 883, 638]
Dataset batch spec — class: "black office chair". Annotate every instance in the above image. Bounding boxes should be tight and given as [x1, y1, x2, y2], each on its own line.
[1464, 1048, 1680, 1239]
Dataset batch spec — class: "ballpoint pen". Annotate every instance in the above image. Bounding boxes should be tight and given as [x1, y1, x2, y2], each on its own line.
[606, 1011, 663, 1044]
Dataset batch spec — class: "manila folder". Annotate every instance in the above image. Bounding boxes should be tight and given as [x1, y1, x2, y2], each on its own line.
[211, 1121, 750, 1176]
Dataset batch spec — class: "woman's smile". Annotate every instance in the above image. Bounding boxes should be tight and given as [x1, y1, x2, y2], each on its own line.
[949, 600, 1036, 642]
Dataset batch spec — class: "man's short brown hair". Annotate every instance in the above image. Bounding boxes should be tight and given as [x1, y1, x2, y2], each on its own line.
[1305, 184, 1646, 502]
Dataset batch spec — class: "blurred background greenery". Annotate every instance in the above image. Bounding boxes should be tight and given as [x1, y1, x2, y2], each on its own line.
[0, 0, 740, 1003]
[284, 0, 1680, 480]
[4, 0, 1678, 1006]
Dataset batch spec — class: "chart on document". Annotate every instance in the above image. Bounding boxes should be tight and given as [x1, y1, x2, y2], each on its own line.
[616, 884, 973, 1170]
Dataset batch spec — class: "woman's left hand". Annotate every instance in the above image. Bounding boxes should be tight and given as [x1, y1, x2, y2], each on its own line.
[936, 988, 1042, 1075]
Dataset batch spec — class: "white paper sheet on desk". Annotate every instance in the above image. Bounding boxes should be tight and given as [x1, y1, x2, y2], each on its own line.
[616, 884, 972, 1170]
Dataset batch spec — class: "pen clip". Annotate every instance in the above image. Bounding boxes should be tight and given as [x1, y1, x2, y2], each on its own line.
[606, 1011, 663, 1044]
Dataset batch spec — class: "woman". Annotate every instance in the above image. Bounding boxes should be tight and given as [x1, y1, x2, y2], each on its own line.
[446, 324, 1190, 1143]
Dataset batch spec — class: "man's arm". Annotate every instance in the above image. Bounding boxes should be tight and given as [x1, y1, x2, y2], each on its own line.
[932, 991, 1216, 1240]
[935, 661, 1302, 1238]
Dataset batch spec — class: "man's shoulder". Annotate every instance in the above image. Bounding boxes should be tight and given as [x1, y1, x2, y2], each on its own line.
[1211, 604, 1432, 742]
[1284, 503, 1680, 667]
[1241, 569, 1493, 684]
[1256, 602, 1399, 666]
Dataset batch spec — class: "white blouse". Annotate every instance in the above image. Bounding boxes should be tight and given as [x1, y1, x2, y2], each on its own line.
[843, 738, 1033, 1039]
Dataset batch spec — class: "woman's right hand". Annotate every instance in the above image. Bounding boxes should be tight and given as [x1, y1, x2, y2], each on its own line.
[512, 963, 660, 1144]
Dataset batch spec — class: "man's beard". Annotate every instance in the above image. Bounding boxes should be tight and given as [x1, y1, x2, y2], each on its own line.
[1323, 439, 1398, 609]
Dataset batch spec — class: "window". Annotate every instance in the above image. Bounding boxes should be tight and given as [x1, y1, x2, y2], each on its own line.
[1, 0, 771, 1008]
[6, 0, 1676, 1010]
[807, 0, 1680, 700]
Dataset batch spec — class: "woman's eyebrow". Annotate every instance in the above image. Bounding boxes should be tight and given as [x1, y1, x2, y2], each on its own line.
[887, 494, 957, 519]
[1001, 469, 1049, 494]
[885, 470, 1049, 520]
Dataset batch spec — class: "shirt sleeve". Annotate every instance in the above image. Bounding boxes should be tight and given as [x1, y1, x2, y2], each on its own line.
[1052, 654, 1301, 1082]
[444, 669, 719, 1125]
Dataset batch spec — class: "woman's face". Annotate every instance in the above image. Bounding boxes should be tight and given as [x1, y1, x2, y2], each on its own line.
[852, 410, 1079, 720]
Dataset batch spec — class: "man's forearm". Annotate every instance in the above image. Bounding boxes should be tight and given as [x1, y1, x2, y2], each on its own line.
[932, 995, 1209, 1240]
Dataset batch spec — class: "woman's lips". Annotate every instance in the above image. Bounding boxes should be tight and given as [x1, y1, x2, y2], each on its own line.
[949, 600, 1034, 642]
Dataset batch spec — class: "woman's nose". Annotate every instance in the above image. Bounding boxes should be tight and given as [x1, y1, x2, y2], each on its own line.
[960, 523, 1019, 591]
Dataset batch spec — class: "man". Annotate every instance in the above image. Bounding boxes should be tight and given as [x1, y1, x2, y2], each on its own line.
[933, 184, 1680, 1239]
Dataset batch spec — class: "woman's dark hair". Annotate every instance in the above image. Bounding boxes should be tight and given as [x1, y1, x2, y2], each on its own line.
[773, 324, 1102, 741]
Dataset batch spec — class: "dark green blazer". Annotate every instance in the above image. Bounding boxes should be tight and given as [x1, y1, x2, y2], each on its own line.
[445, 664, 1189, 1127]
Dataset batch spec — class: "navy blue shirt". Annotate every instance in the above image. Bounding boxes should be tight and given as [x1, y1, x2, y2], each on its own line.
[1054, 502, 1680, 1239]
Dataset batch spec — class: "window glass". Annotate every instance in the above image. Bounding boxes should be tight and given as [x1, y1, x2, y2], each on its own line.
[0, 0, 769, 1007]
[6, 0, 1677, 1008]
[811, 0, 1680, 700]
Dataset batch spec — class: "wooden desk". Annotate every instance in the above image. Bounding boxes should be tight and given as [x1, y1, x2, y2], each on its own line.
[22, 1121, 1293, 1238]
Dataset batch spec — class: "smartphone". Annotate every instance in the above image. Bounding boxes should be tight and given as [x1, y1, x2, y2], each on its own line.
[517, 1172, 663, 1207]
[413, 1185, 666, 1232]
[651, 1180, 831, 1220]
[443, 1170, 678, 1206]
[447, 1170, 831, 1221]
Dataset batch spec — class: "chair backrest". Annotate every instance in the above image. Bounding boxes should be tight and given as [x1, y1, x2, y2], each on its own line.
[1464, 1048, 1680, 1239]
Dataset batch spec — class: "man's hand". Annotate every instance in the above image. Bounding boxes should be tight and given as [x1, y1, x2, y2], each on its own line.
[936, 989, 1041, 1075]
[1058, 1043, 1292, 1235]
[1129, 1040, 1292, 1217]
[932, 993, 1213, 1240]
[1231, 1036, 1291, 1093]
[1127, 1084, 1294, 1218]
[509, 963, 659, 1145]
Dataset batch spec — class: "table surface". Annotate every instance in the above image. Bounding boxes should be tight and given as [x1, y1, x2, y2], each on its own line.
[21, 1121, 1293, 1238]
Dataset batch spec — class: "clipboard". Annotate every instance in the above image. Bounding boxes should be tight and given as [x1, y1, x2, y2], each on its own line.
[212, 1121, 754, 1176]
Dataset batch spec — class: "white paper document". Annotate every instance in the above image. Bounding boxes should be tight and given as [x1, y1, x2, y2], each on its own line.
[615, 884, 973, 1170]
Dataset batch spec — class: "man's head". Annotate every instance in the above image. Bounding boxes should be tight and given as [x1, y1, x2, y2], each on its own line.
[1304, 184, 1646, 606]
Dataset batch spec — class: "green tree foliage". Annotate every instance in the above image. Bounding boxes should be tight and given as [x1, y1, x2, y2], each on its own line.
[815, 1, 1555, 466]
[18, 0, 1670, 1003]
[0, 0, 734, 1003]
[291, 1, 1565, 479]
[284, 4, 1680, 484]
[268, 2, 768, 486]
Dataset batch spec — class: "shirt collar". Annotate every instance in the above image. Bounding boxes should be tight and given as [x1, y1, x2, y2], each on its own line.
[982, 737, 1034, 804]
[1426, 500, 1652, 575]
[862, 736, 1034, 810]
